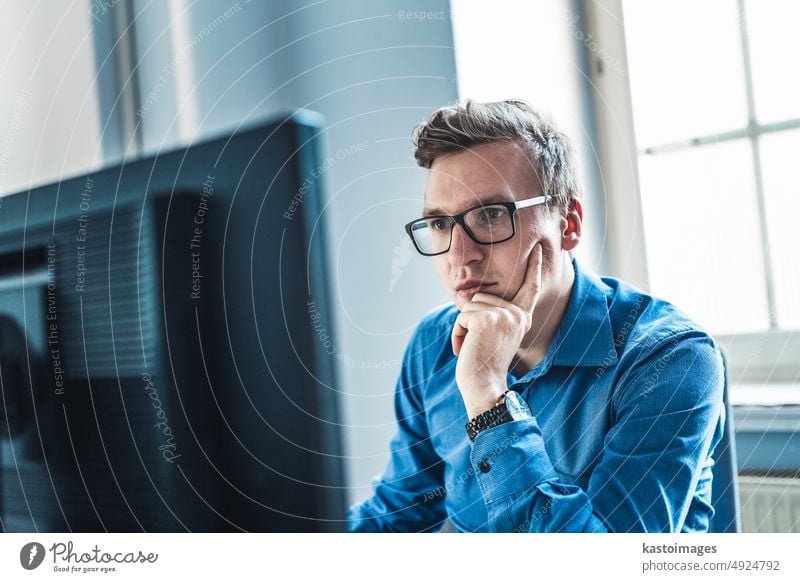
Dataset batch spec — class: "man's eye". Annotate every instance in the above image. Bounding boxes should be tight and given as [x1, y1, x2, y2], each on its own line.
[431, 219, 447, 231]
[479, 208, 504, 221]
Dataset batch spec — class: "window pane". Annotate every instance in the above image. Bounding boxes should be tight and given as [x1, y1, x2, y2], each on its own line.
[637, 140, 769, 334]
[744, 0, 800, 123]
[760, 129, 800, 328]
[623, 0, 748, 146]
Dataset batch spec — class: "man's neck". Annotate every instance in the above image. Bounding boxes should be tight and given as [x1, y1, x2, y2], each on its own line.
[509, 253, 576, 378]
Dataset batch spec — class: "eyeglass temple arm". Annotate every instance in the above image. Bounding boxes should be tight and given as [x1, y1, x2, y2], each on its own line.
[514, 195, 551, 209]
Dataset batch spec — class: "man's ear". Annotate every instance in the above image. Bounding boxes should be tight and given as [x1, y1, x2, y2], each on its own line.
[560, 198, 583, 252]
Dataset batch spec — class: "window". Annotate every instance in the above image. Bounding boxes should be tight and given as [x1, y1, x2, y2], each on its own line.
[622, 0, 799, 336]
[587, 0, 799, 383]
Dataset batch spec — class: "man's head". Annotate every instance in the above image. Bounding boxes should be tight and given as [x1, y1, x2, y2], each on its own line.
[411, 99, 584, 311]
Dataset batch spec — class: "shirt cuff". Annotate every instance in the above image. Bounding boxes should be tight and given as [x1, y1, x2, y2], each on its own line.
[469, 416, 559, 504]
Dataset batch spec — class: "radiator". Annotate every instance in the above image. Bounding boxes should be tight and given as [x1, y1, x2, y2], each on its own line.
[738, 474, 800, 532]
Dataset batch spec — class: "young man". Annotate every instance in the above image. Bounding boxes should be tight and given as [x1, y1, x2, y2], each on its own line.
[347, 99, 725, 533]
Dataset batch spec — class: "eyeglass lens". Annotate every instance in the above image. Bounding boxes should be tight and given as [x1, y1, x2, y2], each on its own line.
[411, 205, 513, 254]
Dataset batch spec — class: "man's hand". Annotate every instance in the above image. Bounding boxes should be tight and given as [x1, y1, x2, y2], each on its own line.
[452, 243, 543, 419]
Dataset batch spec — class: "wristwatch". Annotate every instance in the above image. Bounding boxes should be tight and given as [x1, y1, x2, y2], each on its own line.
[465, 390, 532, 442]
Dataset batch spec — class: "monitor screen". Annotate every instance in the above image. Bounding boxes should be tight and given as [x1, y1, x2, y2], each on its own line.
[0, 112, 346, 532]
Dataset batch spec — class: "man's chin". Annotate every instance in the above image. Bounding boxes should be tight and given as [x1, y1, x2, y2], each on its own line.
[451, 293, 467, 311]
[458, 287, 480, 303]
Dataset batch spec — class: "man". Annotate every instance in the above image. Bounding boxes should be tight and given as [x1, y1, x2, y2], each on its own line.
[347, 99, 725, 533]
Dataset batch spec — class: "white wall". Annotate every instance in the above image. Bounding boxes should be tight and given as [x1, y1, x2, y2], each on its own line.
[0, 0, 103, 196]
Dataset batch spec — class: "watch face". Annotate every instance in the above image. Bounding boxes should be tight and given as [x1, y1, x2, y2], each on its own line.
[504, 390, 531, 420]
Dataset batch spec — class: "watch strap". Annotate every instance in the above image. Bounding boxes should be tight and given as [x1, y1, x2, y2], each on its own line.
[465, 390, 511, 442]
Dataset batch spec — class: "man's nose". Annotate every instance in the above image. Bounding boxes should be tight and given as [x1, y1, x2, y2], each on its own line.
[448, 223, 483, 266]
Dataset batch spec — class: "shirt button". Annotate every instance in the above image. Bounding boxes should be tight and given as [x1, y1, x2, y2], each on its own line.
[478, 460, 491, 473]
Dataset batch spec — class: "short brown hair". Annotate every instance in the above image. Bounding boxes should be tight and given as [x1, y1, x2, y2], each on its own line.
[412, 99, 581, 209]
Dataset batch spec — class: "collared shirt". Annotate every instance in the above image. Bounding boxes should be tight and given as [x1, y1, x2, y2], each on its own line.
[347, 257, 725, 532]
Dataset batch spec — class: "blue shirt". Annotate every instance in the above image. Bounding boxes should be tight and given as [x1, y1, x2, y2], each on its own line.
[347, 257, 725, 533]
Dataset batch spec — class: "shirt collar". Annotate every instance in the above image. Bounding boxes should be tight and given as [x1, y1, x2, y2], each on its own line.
[551, 256, 617, 368]
[512, 256, 617, 384]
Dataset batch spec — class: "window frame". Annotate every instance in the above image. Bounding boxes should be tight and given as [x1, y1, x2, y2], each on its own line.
[582, 0, 800, 385]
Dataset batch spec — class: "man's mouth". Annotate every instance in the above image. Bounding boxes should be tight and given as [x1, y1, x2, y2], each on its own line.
[455, 281, 495, 300]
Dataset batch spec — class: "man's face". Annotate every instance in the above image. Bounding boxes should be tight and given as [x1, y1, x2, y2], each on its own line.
[423, 140, 564, 311]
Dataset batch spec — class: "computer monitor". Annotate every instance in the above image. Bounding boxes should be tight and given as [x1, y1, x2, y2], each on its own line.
[0, 111, 346, 532]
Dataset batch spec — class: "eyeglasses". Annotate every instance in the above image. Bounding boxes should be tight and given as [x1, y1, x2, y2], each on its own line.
[404, 195, 551, 256]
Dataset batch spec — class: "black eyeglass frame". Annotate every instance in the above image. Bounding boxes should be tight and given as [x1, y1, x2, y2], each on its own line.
[404, 194, 552, 257]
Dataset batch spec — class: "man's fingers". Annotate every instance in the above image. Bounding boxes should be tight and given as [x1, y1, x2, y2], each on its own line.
[453, 334, 464, 357]
[459, 298, 501, 312]
[452, 314, 466, 356]
[451, 311, 475, 356]
[455, 253, 542, 355]
[469, 292, 505, 307]
[512, 242, 543, 314]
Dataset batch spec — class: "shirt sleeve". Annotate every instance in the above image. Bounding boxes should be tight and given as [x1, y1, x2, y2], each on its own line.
[468, 332, 726, 533]
[347, 327, 448, 532]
